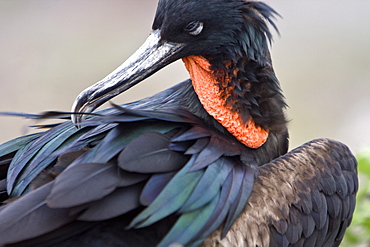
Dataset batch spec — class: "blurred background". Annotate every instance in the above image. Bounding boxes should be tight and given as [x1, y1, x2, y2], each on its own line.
[0, 0, 370, 245]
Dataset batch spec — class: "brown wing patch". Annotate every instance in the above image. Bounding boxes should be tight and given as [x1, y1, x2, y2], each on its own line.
[201, 138, 357, 247]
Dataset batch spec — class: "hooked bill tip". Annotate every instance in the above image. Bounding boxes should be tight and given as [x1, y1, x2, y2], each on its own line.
[71, 94, 92, 126]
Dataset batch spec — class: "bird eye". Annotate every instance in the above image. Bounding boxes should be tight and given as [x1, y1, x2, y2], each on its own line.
[185, 21, 203, 36]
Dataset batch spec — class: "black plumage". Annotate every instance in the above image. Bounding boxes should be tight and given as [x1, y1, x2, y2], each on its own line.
[0, 0, 357, 246]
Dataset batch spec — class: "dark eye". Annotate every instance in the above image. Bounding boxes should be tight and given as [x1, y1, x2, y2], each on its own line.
[185, 21, 203, 36]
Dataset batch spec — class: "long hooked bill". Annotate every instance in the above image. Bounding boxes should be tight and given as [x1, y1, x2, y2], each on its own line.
[71, 29, 185, 124]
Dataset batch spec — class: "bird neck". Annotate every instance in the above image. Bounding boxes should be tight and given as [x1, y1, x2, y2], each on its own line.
[182, 55, 269, 149]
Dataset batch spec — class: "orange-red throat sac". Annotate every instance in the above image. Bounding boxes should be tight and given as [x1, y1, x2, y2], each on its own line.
[182, 55, 268, 149]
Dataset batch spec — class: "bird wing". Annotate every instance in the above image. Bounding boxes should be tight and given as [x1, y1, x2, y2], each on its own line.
[0, 81, 357, 246]
[205, 138, 357, 247]
[0, 81, 258, 247]
[266, 138, 358, 246]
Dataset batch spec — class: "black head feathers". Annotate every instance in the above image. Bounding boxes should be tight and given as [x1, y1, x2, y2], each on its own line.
[153, 0, 280, 65]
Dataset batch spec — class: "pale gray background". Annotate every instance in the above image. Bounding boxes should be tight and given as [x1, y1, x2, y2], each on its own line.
[0, 0, 369, 153]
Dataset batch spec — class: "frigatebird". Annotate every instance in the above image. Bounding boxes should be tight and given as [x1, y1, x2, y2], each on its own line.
[0, 0, 357, 246]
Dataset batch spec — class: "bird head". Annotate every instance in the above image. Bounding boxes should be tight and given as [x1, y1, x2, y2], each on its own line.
[72, 0, 278, 120]
[153, 0, 278, 65]
[71, 0, 281, 149]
